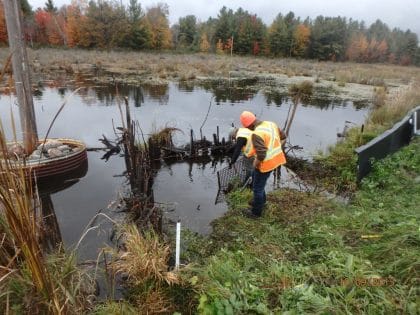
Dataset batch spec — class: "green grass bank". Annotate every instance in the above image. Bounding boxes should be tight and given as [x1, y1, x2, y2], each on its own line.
[180, 137, 419, 314]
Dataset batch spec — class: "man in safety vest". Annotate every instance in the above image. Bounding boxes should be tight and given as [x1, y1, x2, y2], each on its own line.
[239, 111, 287, 218]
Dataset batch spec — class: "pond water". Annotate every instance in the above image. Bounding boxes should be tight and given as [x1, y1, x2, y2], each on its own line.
[0, 80, 369, 259]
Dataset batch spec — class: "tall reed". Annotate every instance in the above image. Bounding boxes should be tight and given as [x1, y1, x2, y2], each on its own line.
[0, 123, 62, 314]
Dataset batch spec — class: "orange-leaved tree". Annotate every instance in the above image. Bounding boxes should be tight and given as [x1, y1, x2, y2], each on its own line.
[367, 38, 388, 62]
[216, 38, 224, 54]
[346, 33, 369, 62]
[0, 5, 8, 44]
[65, 2, 86, 47]
[292, 23, 310, 57]
[146, 3, 171, 49]
[199, 32, 210, 53]
[34, 9, 51, 44]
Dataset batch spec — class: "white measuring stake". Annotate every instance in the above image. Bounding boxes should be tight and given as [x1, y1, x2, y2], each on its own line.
[175, 221, 181, 271]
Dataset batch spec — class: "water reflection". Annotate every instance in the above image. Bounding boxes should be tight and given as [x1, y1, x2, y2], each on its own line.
[263, 90, 287, 106]
[30, 80, 170, 107]
[60, 79, 370, 111]
[263, 90, 369, 109]
[177, 81, 195, 92]
[198, 80, 258, 104]
[155, 157, 228, 234]
[40, 195, 63, 252]
[37, 160, 88, 252]
[77, 83, 169, 106]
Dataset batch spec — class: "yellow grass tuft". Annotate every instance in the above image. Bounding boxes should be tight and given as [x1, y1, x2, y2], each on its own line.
[113, 224, 178, 286]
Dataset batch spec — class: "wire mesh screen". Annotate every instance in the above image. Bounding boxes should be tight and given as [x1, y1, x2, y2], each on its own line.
[216, 157, 252, 192]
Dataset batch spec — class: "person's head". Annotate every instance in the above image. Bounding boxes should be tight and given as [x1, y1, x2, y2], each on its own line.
[240, 111, 256, 130]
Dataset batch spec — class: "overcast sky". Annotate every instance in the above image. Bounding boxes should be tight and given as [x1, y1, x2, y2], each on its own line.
[27, 0, 420, 36]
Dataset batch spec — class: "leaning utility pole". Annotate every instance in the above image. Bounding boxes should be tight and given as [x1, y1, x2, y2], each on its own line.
[3, 0, 38, 153]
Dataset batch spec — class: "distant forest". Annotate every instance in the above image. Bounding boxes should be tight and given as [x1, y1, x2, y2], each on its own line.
[1, 0, 419, 65]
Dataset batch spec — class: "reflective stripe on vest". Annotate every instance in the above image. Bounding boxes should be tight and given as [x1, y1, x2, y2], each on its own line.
[254, 121, 286, 172]
[236, 128, 255, 158]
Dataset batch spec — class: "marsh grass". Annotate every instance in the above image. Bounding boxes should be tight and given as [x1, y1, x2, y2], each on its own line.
[372, 85, 387, 108]
[369, 80, 420, 128]
[1, 48, 418, 89]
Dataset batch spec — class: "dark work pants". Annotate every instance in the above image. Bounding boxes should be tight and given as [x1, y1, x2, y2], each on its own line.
[251, 168, 272, 216]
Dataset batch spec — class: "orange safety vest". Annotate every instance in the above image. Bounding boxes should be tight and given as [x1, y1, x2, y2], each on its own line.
[236, 127, 256, 158]
[253, 121, 286, 172]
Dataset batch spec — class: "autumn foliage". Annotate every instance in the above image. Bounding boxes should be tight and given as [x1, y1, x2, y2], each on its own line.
[346, 34, 388, 63]
[0, 5, 7, 44]
[292, 24, 310, 57]
[0, 1, 418, 65]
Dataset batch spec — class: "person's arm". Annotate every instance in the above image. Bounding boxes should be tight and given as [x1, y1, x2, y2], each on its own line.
[251, 134, 266, 169]
[278, 127, 286, 146]
[230, 137, 247, 164]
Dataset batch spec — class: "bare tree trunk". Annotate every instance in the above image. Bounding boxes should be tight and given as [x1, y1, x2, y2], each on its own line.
[3, 0, 38, 153]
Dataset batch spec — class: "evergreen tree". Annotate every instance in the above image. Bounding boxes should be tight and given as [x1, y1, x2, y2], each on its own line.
[284, 11, 298, 56]
[123, 0, 151, 49]
[268, 14, 288, 56]
[128, 0, 141, 22]
[178, 15, 197, 49]
[367, 19, 390, 41]
[214, 7, 235, 47]
[44, 0, 57, 13]
[309, 16, 347, 61]
[235, 11, 265, 54]
[388, 28, 418, 64]
[414, 47, 420, 66]
[20, 0, 33, 16]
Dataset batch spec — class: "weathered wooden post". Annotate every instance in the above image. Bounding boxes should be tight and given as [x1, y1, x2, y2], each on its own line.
[190, 129, 194, 156]
[3, 0, 38, 153]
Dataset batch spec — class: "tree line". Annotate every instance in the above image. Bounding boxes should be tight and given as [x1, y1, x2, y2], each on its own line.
[1, 0, 419, 65]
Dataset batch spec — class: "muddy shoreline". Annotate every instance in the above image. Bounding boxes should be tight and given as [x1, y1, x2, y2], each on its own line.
[1, 47, 416, 104]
